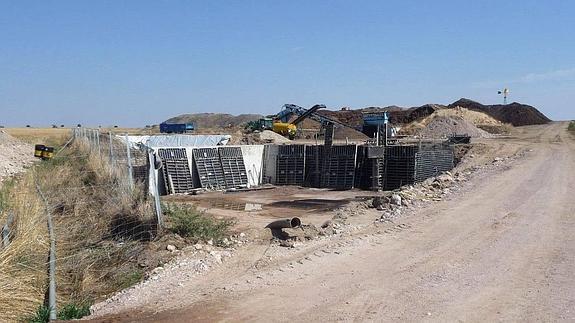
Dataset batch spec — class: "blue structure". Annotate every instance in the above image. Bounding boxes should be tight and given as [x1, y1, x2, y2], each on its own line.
[362, 112, 389, 138]
[159, 122, 194, 134]
[363, 111, 389, 126]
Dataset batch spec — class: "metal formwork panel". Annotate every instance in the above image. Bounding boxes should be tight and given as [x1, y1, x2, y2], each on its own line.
[304, 145, 357, 189]
[158, 148, 194, 194]
[414, 144, 454, 182]
[276, 145, 305, 185]
[356, 145, 385, 190]
[384, 145, 417, 190]
[192, 148, 226, 190]
[218, 147, 248, 189]
[304, 145, 323, 187]
[322, 145, 357, 190]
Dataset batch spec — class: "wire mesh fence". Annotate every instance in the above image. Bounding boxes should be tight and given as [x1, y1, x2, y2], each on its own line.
[72, 128, 162, 228]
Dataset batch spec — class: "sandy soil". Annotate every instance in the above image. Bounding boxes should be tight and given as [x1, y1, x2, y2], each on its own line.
[88, 122, 575, 322]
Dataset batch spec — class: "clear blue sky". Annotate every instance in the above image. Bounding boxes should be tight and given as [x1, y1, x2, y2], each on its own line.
[1, 0, 574, 127]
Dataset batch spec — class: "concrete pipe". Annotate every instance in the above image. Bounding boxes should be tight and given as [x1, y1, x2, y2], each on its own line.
[265, 217, 301, 229]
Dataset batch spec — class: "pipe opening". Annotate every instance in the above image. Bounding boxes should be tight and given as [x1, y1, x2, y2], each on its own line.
[290, 217, 301, 228]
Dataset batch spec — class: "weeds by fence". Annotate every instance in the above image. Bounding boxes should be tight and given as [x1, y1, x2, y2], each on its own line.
[1, 128, 236, 321]
[163, 203, 235, 244]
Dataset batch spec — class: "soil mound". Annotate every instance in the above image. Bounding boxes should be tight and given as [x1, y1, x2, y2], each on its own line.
[448, 98, 550, 126]
[165, 113, 263, 129]
[417, 116, 492, 139]
[0, 131, 35, 182]
[401, 106, 509, 135]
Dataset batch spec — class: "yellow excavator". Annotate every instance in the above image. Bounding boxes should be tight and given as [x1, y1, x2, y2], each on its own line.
[246, 104, 325, 139]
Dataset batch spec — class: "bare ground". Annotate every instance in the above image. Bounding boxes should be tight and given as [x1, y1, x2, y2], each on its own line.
[88, 122, 575, 322]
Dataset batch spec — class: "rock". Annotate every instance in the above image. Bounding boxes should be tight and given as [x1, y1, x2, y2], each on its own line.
[166, 244, 177, 252]
[436, 174, 454, 182]
[193, 243, 203, 250]
[390, 194, 402, 206]
[209, 251, 222, 263]
[239, 232, 246, 238]
[372, 196, 388, 208]
[321, 220, 332, 228]
[279, 240, 295, 248]
[493, 157, 503, 163]
[207, 239, 214, 246]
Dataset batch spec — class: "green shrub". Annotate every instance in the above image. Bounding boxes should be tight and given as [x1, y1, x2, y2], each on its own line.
[568, 121, 575, 132]
[164, 204, 234, 243]
[26, 305, 51, 323]
[116, 270, 144, 289]
[57, 302, 91, 320]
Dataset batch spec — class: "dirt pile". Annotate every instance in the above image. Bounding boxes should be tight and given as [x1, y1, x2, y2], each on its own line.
[258, 130, 291, 144]
[228, 129, 291, 145]
[0, 131, 35, 182]
[401, 107, 509, 135]
[417, 116, 492, 139]
[448, 98, 551, 126]
[165, 113, 263, 129]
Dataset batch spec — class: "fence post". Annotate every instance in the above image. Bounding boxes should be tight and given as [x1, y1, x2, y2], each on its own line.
[1, 213, 13, 248]
[35, 182, 57, 321]
[97, 129, 101, 159]
[88, 129, 93, 151]
[109, 131, 114, 166]
[148, 149, 163, 227]
[125, 134, 134, 191]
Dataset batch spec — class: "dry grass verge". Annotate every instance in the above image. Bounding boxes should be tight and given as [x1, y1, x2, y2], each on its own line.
[34, 141, 157, 308]
[0, 173, 49, 322]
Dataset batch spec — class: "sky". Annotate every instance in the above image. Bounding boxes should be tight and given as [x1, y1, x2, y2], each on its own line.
[1, 0, 574, 127]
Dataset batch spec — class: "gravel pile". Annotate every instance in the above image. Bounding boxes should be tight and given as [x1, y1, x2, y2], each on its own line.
[258, 130, 291, 143]
[0, 131, 35, 182]
[417, 116, 492, 139]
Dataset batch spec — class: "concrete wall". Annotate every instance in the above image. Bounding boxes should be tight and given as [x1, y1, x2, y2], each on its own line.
[263, 145, 279, 185]
[240, 145, 265, 188]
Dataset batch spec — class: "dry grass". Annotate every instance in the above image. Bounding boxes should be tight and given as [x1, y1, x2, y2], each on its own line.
[0, 173, 49, 321]
[34, 140, 157, 304]
[3, 128, 70, 147]
[0, 137, 159, 320]
[3, 127, 157, 147]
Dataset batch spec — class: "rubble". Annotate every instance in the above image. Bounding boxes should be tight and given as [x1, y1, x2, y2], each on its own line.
[0, 131, 36, 183]
[417, 115, 492, 139]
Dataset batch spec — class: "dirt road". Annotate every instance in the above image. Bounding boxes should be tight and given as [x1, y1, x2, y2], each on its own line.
[93, 122, 575, 322]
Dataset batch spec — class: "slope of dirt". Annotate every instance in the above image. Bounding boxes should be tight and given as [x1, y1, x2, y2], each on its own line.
[401, 107, 509, 135]
[165, 113, 263, 129]
[449, 98, 551, 126]
[417, 115, 492, 138]
[0, 131, 35, 182]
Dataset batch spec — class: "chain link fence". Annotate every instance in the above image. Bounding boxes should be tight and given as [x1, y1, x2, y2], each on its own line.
[72, 128, 162, 227]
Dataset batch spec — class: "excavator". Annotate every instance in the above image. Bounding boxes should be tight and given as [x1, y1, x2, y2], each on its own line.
[246, 104, 326, 139]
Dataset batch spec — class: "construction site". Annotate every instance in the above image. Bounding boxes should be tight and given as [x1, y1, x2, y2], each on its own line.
[2, 96, 574, 322]
[2, 2, 575, 321]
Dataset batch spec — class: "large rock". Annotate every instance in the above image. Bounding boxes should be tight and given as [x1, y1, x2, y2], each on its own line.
[390, 194, 402, 206]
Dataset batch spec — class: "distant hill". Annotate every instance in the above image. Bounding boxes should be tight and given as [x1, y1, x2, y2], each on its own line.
[447, 98, 551, 126]
[164, 113, 263, 129]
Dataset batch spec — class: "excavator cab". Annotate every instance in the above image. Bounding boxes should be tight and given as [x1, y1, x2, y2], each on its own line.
[260, 118, 273, 130]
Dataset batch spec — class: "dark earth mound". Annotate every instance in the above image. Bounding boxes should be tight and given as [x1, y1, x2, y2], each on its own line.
[448, 98, 551, 126]
[165, 113, 263, 129]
